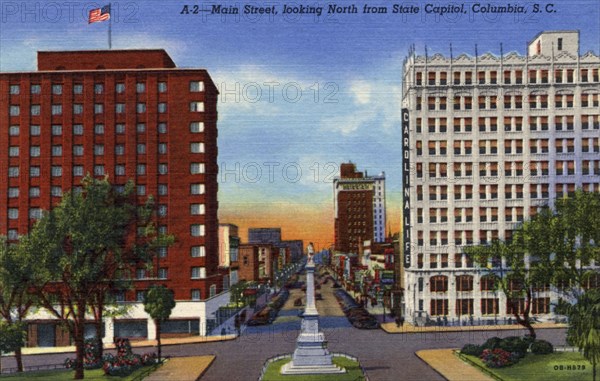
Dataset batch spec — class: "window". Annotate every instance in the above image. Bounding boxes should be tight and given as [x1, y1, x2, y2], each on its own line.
[94, 84, 104, 94]
[191, 246, 206, 257]
[158, 82, 167, 93]
[29, 208, 42, 220]
[73, 145, 84, 156]
[73, 104, 83, 114]
[190, 102, 204, 112]
[115, 103, 125, 113]
[8, 208, 18, 220]
[191, 224, 205, 237]
[191, 184, 205, 194]
[191, 267, 206, 279]
[158, 103, 167, 113]
[158, 268, 168, 280]
[158, 123, 167, 134]
[7, 230, 18, 240]
[51, 187, 62, 197]
[158, 164, 168, 175]
[190, 81, 204, 92]
[93, 166, 104, 176]
[51, 104, 62, 115]
[430, 276, 448, 292]
[29, 166, 39, 177]
[136, 291, 146, 302]
[158, 143, 167, 154]
[190, 204, 205, 215]
[52, 145, 62, 156]
[52, 84, 62, 95]
[73, 84, 83, 94]
[191, 289, 201, 301]
[30, 125, 40, 136]
[30, 146, 41, 157]
[9, 105, 20, 116]
[9, 125, 19, 136]
[94, 145, 104, 155]
[136, 144, 146, 154]
[115, 83, 125, 93]
[9, 85, 20, 94]
[157, 247, 167, 258]
[456, 275, 474, 291]
[29, 187, 40, 197]
[30, 84, 41, 94]
[210, 285, 216, 297]
[51, 125, 62, 135]
[94, 124, 104, 135]
[190, 163, 205, 174]
[137, 164, 146, 175]
[8, 188, 19, 198]
[190, 122, 204, 133]
[115, 145, 125, 155]
[158, 184, 167, 196]
[136, 103, 146, 113]
[136, 123, 146, 133]
[136, 82, 146, 93]
[190, 142, 205, 153]
[115, 165, 125, 176]
[115, 124, 125, 134]
[73, 166, 84, 176]
[51, 165, 62, 177]
[158, 205, 167, 217]
[30, 105, 41, 116]
[137, 185, 146, 195]
[557, 38, 563, 51]
[9, 147, 19, 157]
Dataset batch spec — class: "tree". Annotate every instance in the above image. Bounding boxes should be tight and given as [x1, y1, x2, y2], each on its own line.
[556, 290, 600, 381]
[22, 176, 157, 379]
[143, 285, 175, 361]
[0, 321, 26, 375]
[0, 238, 36, 372]
[466, 235, 545, 339]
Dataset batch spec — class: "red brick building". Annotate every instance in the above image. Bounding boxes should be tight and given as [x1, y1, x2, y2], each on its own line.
[238, 244, 260, 282]
[0, 49, 221, 301]
[333, 163, 375, 253]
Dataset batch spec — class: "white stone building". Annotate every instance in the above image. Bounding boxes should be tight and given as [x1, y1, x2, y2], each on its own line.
[401, 30, 599, 324]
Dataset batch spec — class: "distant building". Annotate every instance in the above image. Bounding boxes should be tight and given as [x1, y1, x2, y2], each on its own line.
[219, 224, 240, 288]
[248, 228, 282, 244]
[238, 244, 260, 283]
[333, 163, 387, 253]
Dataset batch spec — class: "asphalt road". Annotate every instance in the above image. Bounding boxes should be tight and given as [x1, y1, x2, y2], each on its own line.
[1, 272, 568, 380]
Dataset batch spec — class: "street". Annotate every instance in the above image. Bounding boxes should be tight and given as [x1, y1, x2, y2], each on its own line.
[1, 271, 568, 381]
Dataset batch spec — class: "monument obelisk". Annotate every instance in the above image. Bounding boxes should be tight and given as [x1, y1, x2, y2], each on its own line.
[281, 243, 346, 375]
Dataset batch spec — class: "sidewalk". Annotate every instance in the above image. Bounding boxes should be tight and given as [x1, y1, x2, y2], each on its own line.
[144, 355, 215, 381]
[416, 349, 493, 381]
[381, 321, 567, 334]
[15, 334, 238, 356]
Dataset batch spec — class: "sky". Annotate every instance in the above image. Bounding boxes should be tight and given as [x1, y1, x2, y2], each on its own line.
[1, 0, 598, 247]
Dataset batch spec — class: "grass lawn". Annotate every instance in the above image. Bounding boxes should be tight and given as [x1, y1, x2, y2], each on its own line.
[261, 357, 365, 381]
[0, 365, 154, 380]
[462, 352, 593, 381]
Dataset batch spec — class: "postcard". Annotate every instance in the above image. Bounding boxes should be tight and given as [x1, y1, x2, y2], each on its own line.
[0, 0, 599, 380]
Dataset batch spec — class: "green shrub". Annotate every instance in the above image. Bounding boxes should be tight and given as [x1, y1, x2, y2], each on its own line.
[482, 337, 503, 350]
[461, 344, 483, 356]
[499, 336, 530, 357]
[531, 339, 554, 355]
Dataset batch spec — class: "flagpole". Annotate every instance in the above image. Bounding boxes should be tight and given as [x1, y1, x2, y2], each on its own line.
[108, 3, 112, 49]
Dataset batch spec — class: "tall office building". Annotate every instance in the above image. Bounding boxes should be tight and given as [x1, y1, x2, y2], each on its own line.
[402, 31, 599, 323]
[334, 163, 387, 253]
[1, 50, 225, 341]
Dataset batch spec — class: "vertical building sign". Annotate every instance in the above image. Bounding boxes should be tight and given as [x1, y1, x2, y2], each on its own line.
[402, 108, 411, 268]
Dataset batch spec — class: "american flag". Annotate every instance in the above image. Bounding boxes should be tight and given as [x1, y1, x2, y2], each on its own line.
[89, 5, 111, 23]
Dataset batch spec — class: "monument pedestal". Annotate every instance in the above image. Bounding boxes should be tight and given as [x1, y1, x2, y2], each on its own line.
[280, 258, 346, 375]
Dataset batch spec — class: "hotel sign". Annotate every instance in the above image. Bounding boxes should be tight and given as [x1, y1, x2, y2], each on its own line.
[402, 108, 411, 268]
[341, 183, 373, 191]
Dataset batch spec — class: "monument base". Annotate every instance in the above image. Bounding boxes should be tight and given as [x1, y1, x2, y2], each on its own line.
[280, 361, 346, 375]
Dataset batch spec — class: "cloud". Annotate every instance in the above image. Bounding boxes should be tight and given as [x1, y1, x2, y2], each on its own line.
[350, 80, 372, 104]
